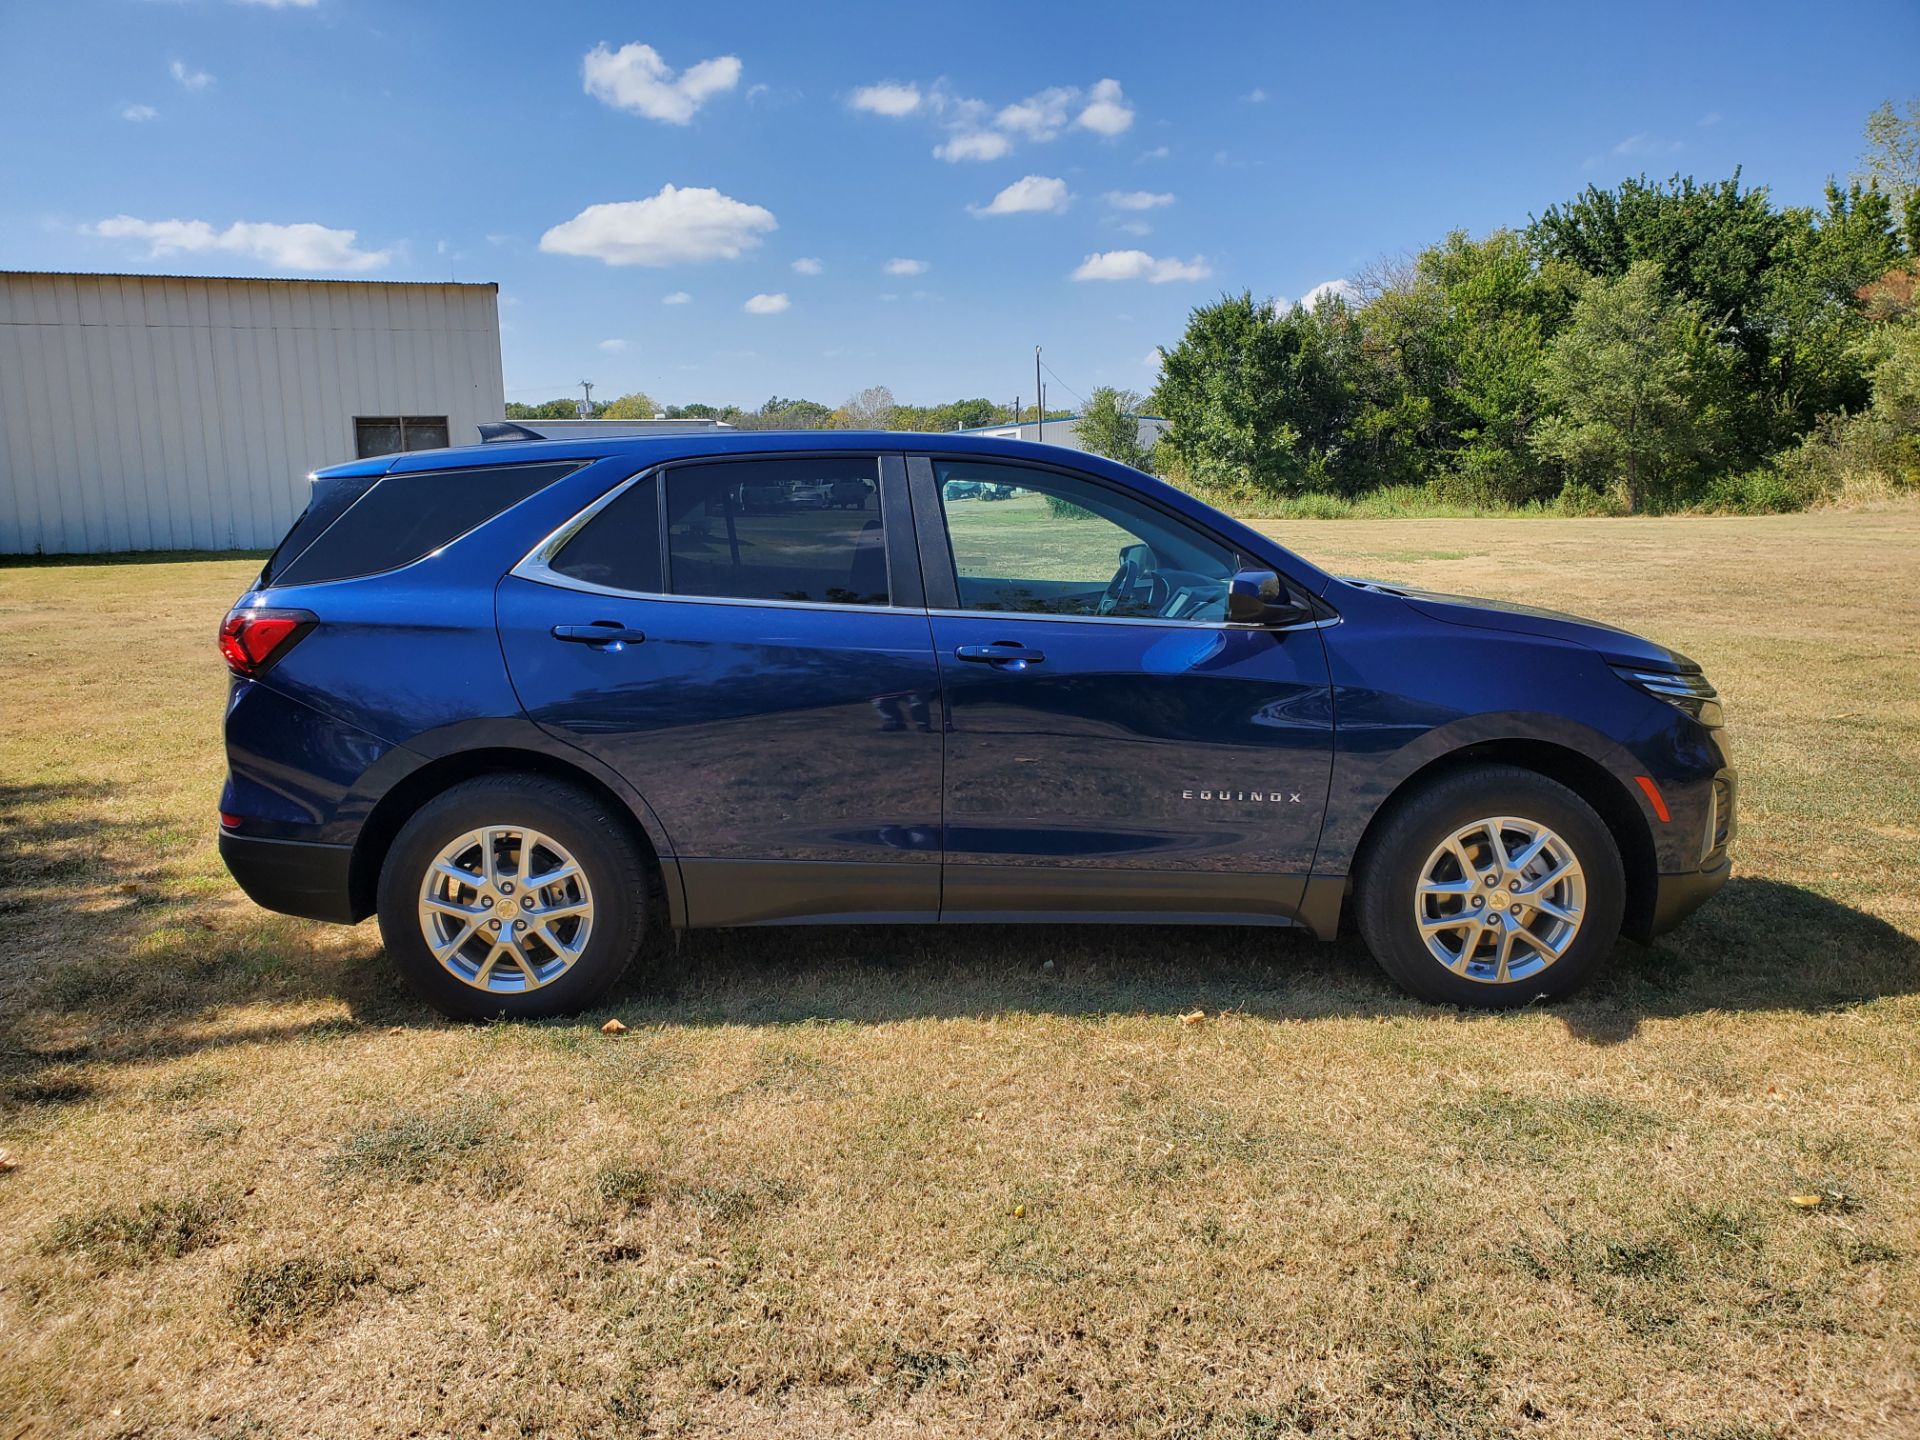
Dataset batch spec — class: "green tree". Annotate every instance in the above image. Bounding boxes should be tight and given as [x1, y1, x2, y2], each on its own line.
[1076, 386, 1154, 471]
[505, 397, 593, 420]
[1349, 230, 1579, 502]
[1530, 262, 1737, 511]
[1855, 97, 1920, 215]
[1153, 292, 1362, 498]
[598, 391, 659, 420]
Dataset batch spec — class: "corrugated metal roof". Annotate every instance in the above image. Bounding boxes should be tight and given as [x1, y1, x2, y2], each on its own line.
[0, 270, 496, 291]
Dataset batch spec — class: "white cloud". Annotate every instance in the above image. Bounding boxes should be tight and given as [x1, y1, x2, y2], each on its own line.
[791, 256, 823, 274]
[170, 60, 213, 91]
[1070, 249, 1211, 283]
[743, 292, 790, 315]
[1138, 145, 1170, 161]
[849, 81, 921, 116]
[884, 257, 928, 276]
[934, 129, 1011, 162]
[997, 86, 1075, 140]
[1075, 79, 1134, 136]
[1611, 131, 1683, 157]
[1299, 278, 1358, 309]
[582, 42, 741, 124]
[662, 290, 692, 304]
[1143, 347, 1164, 371]
[1699, 110, 1722, 128]
[1114, 219, 1152, 236]
[539, 185, 776, 267]
[121, 104, 159, 122]
[597, 338, 628, 352]
[87, 215, 391, 272]
[1104, 190, 1173, 211]
[1244, 87, 1269, 103]
[975, 175, 1069, 216]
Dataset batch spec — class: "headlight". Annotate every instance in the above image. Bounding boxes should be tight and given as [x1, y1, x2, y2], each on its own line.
[1612, 666, 1723, 727]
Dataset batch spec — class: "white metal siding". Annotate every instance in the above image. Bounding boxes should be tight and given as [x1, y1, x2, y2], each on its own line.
[0, 273, 505, 553]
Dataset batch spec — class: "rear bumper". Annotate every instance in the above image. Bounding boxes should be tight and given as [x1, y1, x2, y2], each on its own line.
[219, 829, 359, 924]
[1642, 855, 1732, 938]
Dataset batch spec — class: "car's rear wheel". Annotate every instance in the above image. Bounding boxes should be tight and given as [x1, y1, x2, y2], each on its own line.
[1354, 764, 1624, 1008]
[376, 774, 649, 1020]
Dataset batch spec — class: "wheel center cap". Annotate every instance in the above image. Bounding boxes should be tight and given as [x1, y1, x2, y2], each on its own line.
[495, 896, 519, 917]
[1491, 889, 1512, 910]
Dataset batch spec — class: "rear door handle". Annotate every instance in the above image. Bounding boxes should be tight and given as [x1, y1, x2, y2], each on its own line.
[955, 642, 1046, 670]
[552, 621, 646, 647]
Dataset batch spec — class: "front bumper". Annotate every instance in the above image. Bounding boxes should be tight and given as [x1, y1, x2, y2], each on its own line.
[1642, 854, 1732, 938]
[219, 829, 359, 924]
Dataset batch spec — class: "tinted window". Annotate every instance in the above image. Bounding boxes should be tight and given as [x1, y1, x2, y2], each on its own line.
[665, 459, 887, 606]
[548, 477, 662, 593]
[937, 460, 1236, 621]
[259, 472, 379, 585]
[271, 462, 579, 587]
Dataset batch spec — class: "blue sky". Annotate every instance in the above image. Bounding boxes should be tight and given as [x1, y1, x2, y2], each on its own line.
[2, 0, 1914, 412]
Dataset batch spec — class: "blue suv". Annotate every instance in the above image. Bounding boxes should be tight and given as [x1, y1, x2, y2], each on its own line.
[218, 430, 1734, 1018]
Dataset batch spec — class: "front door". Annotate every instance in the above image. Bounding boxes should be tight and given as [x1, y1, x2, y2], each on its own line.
[920, 457, 1333, 920]
[497, 453, 944, 925]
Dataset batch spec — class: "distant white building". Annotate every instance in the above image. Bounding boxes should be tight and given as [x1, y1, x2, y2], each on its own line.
[955, 413, 1170, 455]
[0, 271, 504, 554]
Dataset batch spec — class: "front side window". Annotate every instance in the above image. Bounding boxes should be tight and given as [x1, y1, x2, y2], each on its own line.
[664, 458, 887, 606]
[936, 460, 1236, 621]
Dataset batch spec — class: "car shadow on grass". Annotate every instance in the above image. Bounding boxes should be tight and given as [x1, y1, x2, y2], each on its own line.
[587, 875, 1915, 1048]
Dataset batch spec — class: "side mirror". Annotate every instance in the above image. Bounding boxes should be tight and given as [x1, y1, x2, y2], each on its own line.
[1228, 567, 1314, 627]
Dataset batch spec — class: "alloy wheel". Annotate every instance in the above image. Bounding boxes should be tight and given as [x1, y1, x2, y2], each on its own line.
[1412, 816, 1586, 984]
[417, 826, 594, 993]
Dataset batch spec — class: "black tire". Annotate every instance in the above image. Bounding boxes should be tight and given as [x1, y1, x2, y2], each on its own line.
[1354, 764, 1624, 1009]
[376, 774, 650, 1021]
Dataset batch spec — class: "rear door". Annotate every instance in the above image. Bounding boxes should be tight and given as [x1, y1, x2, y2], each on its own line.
[496, 453, 944, 924]
[914, 455, 1334, 921]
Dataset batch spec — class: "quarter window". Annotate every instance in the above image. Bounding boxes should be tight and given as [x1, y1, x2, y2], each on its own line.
[664, 459, 887, 606]
[936, 461, 1237, 621]
[549, 477, 662, 594]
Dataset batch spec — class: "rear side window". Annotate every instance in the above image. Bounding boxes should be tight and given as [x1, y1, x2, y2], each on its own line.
[663, 458, 887, 606]
[270, 462, 580, 587]
[548, 477, 662, 593]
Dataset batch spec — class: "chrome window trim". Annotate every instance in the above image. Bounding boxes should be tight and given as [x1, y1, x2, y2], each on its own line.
[511, 466, 1339, 632]
[923, 606, 1339, 634]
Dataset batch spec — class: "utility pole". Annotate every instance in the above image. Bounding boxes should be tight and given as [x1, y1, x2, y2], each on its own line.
[1034, 346, 1043, 443]
[577, 380, 595, 418]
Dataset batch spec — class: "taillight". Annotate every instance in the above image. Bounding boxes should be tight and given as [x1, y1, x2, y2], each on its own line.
[218, 608, 314, 677]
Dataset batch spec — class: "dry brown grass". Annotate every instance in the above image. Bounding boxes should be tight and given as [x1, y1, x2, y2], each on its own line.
[1, 513, 1916, 1439]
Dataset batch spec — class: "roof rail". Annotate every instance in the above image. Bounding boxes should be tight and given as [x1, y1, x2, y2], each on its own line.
[479, 418, 737, 443]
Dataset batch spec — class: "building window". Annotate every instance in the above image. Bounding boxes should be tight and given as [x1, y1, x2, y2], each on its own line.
[354, 415, 451, 458]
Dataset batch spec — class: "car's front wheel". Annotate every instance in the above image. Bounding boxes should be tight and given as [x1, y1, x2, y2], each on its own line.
[1354, 764, 1624, 1008]
[376, 774, 649, 1020]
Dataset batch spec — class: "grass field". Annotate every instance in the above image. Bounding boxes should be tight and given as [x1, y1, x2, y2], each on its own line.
[2, 512, 1917, 1439]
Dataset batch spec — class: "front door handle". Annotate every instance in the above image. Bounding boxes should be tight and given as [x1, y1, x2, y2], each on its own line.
[552, 621, 646, 648]
[955, 642, 1046, 671]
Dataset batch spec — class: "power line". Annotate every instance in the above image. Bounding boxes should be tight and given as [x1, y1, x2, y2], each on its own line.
[1038, 358, 1087, 412]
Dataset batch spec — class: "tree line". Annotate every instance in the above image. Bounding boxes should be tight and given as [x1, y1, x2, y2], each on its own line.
[507, 387, 1073, 433]
[1149, 100, 1920, 514]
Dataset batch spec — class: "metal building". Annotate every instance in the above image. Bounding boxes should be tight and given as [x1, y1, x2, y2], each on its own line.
[955, 413, 1171, 454]
[0, 271, 504, 554]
